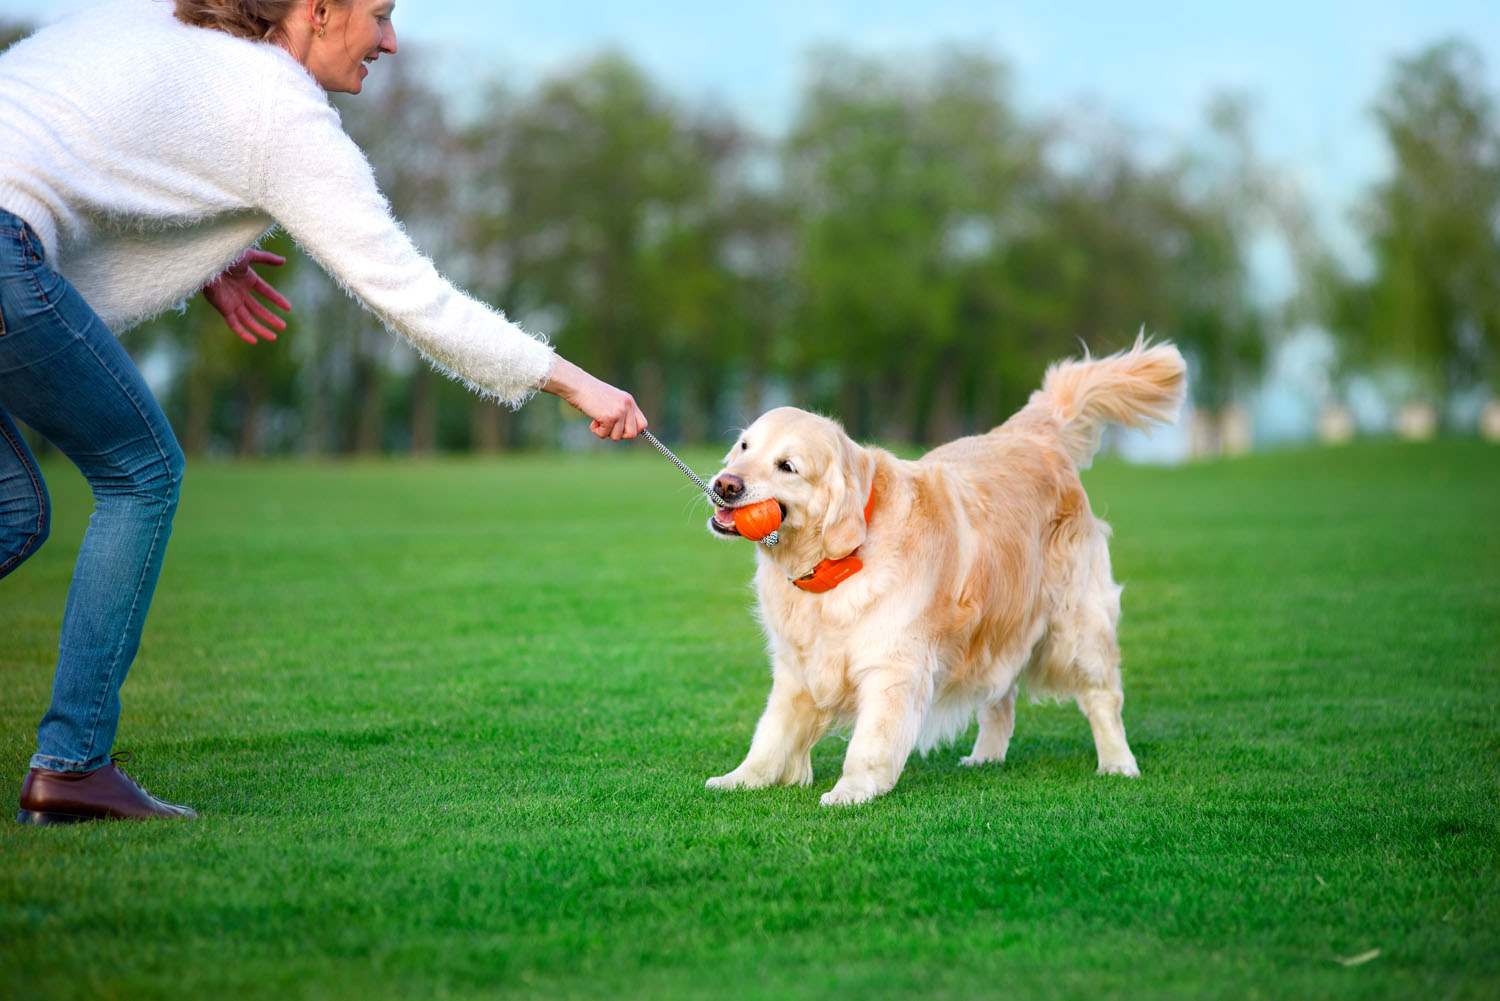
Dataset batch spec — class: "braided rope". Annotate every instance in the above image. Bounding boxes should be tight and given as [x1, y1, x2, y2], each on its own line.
[640, 430, 778, 546]
[641, 430, 726, 507]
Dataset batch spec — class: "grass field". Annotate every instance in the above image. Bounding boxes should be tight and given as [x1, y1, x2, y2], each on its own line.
[2, 438, 1497, 1000]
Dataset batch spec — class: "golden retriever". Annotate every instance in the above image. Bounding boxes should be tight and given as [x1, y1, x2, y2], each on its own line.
[705, 339, 1187, 805]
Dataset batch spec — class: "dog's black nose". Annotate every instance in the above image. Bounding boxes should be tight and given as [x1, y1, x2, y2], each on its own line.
[713, 473, 744, 503]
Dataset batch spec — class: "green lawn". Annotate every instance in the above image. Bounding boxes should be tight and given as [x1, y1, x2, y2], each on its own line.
[2, 439, 1497, 1000]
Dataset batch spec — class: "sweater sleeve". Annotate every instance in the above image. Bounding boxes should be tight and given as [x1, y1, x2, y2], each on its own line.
[253, 74, 554, 407]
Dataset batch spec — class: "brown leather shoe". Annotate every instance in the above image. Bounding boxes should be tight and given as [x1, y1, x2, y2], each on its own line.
[16, 752, 197, 824]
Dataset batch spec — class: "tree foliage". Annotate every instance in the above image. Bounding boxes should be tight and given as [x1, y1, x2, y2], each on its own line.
[11, 16, 1492, 452]
[1327, 40, 1500, 404]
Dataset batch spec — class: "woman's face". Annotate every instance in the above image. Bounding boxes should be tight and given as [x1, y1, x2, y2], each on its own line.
[307, 0, 398, 94]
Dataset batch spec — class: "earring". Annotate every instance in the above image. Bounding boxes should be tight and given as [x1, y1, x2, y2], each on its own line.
[317, 27, 325, 38]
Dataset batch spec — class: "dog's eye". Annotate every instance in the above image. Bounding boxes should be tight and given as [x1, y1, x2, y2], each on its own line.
[739, 441, 748, 451]
[776, 460, 796, 474]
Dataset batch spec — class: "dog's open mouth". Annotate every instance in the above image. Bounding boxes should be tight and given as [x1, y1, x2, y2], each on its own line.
[708, 502, 785, 538]
[710, 505, 742, 536]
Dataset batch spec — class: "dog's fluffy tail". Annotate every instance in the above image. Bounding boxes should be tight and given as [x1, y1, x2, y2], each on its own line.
[1032, 336, 1187, 469]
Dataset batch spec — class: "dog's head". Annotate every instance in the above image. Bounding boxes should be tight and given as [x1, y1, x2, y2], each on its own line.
[707, 407, 875, 560]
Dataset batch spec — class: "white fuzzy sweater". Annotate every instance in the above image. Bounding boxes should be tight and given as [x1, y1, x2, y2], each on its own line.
[0, 0, 553, 405]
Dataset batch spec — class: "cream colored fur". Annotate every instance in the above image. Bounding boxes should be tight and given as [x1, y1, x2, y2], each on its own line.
[705, 339, 1187, 806]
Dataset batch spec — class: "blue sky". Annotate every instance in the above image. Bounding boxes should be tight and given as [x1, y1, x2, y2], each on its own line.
[8, 0, 1500, 268]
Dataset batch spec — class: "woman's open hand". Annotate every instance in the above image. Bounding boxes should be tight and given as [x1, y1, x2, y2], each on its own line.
[203, 249, 292, 344]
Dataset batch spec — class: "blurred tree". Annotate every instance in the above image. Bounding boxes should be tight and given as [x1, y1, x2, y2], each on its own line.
[1, 19, 30, 49]
[455, 82, 536, 450]
[994, 143, 1182, 407]
[1011, 96, 1273, 436]
[696, 170, 798, 436]
[636, 116, 791, 441]
[1335, 40, 1500, 411]
[133, 227, 302, 457]
[337, 52, 475, 453]
[473, 52, 733, 440]
[1164, 95, 1270, 415]
[784, 48, 1041, 441]
[7, 23, 1303, 455]
[1000, 150, 1170, 351]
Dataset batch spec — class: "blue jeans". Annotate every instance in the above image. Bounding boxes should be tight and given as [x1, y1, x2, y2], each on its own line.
[0, 209, 185, 774]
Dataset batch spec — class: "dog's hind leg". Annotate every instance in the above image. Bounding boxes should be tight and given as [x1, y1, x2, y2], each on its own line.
[1078, 687, 1139, 776]
[1065, 529, 1140, 777]
[961, 684, 1018, 767]
[707, 674, 830, 790]
[1070, 621, 1140, 777]
[821, 666, 926, 806]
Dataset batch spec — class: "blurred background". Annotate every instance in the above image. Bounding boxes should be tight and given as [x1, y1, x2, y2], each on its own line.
[3, 0, 1499, 458]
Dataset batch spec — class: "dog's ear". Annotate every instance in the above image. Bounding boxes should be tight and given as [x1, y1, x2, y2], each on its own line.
[821, 439, 876, 559]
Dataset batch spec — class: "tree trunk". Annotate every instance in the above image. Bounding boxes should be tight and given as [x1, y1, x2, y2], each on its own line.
[184, 361, 213, 456]
[636, 359, 665, 438]
[409, 369, 435, 455]
[929, 356, 965, 444]
[353, 356, 383, 455]
[236, 373, 264, 456]
[471, 399, 510, 453]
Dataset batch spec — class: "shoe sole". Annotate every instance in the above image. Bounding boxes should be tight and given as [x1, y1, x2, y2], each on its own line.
[16, 809, 96, 825]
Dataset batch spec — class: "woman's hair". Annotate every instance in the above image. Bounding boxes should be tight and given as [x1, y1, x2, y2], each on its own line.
[172, 1, 345, 42]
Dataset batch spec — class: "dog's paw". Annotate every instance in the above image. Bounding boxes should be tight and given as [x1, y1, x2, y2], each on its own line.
[959, 752, 1004, 768]
[819, 777, 881, 806]
[1097, 758, 1141, 778]
[706, 768, 770, 791]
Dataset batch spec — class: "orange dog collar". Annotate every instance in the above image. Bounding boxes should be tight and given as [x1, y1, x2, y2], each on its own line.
[791, 555, 864, 593]
[790, 491, 875, 593]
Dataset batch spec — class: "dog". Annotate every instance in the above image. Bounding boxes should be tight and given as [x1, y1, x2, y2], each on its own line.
[705, 339, 1186, 805]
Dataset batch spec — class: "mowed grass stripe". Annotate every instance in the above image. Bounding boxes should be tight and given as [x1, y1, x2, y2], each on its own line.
[2, 440, 1496, 1001]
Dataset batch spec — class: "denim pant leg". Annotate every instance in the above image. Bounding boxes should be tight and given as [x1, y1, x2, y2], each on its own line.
[0, 211, 185, 773]
[0, 410, 50, 578]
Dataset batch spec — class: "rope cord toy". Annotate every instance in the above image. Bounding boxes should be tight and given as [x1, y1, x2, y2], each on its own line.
[640, 430, 780, 547]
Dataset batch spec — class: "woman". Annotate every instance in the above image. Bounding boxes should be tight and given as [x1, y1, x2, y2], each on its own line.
[0, 0, 648, 824]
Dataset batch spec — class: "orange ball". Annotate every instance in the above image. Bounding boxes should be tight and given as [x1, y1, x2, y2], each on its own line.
[733, 498, 782, 541]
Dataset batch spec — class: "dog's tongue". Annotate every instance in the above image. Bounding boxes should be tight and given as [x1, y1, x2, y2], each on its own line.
[713, 507, 737, 531]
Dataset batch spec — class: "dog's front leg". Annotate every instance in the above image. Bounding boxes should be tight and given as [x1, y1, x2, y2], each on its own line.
[707, 673, 830, 791]
[820, 668, 923, 806]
